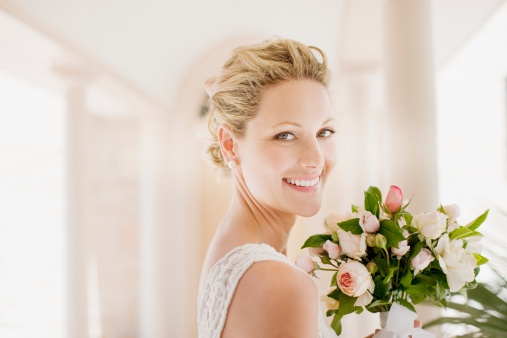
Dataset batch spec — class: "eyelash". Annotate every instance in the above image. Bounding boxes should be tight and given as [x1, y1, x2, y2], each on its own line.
[274, 128, 336, 140]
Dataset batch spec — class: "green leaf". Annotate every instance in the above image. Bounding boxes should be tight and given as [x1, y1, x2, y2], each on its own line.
[410, 294, 426, 305]
[327, 287, 342, 301]
[367, 186, 382, 203]
[301, 234, 332, 248]
[414, 274, 436, 287]
[438, 205, 446, 213]
[330, 312, 342, 335]
[368, 297, 392, 309]
[337, 293, 361, 317]
[320, 256, 331, 265]
[435, 281, 446, 300]
[374, 256, 389, 277]
[351, 204, 359, 213]
[331, 293, 362, 335]
[404, 283, 427, 296]
[364, 191, 380, 218]
[383, 266, 397, 284]
[408, 241, 423, 260]
[374, 278, 391, 298]
[331, 271, 338, 287]
[473, 253, 489, 266]
[337, 218, 363, 235]
[379, 219, 405, 247]
[449, 227, 483, 240]
[400, 269, 413, 288]
[326, 309, 337, 317]
[465, 209, 489, 231]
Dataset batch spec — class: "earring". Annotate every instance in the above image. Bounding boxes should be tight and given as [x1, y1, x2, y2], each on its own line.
[228, 160, 237, 169]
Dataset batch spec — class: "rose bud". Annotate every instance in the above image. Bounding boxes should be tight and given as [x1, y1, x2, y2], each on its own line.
[366, 234, 376, 247]
[410, 248, 434, 274]
[295, 255, 315, 274]
[375, 234, 387, 249]
[385, 185, 403, 214]
[366, 261, 378, 274]
[323, 240, 341, 259]
[391, 240, 410, 256]
[359, 211, 380, 233]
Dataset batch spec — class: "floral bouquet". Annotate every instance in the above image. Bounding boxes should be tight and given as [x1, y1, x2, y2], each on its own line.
[296, 186, 489, 337]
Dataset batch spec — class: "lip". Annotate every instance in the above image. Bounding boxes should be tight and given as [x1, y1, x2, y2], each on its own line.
[282, 175, 321, 193]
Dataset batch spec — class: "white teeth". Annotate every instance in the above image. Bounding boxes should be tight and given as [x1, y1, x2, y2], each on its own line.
[285, 177, 320, 187]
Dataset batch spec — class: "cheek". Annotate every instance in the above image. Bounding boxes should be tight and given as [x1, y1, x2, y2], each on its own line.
[322, 141, 338, 171]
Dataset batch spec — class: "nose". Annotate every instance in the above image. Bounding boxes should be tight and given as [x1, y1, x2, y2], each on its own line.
[299, 137, 325, 169]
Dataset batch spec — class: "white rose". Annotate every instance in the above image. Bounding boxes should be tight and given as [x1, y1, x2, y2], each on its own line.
[434, 234, 477, 292]
[443, 204, 460, 223]
[325, 212, 353, 232]
[336, 261, 372, 302]
[413, 211, 448, 239]
[337, 230, 366, 260]
[359, 211, 380, 233]
[465, 236, 483, 255]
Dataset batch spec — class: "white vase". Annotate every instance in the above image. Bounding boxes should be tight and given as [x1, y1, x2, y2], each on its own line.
[379, 311, 389, 329]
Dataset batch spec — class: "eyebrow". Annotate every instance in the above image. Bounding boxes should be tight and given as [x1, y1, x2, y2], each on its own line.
[271, 118, 336, 128]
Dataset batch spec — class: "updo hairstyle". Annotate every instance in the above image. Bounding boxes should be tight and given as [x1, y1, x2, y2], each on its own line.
[205, 37, 331, 176]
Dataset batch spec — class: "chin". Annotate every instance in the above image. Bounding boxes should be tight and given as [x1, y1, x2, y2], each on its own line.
[294, 202, 322, 217]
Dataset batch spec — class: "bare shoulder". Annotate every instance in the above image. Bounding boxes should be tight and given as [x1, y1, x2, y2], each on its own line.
[222, 260, 319, 338]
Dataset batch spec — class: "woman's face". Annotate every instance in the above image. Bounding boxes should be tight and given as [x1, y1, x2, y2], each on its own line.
[235, 79, 338, 217]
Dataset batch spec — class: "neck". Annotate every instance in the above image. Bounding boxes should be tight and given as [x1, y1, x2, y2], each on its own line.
[219, 175, 297, 256]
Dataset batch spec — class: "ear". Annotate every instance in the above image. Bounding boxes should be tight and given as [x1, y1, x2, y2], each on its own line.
[217, 124, 238, 165]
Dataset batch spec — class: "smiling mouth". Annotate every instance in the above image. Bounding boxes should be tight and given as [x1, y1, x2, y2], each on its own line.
[283, 176, 320, 187]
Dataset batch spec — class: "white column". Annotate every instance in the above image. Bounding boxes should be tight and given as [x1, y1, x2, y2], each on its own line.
[139, 118, 174, 338]
[383, 0, 440, 333]
[54, 64, 95, 338]
[383, 0, 438, 212]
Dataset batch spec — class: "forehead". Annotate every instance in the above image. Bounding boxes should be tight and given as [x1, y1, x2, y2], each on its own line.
[250, 79, 333, 127]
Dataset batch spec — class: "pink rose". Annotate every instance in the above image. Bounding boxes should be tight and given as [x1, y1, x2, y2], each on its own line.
[385, 185, 403, 213]
[359, 211, 380, 233]
[410, 248, 434, 274]
[336, 261, 372, 298]
[295, 255, 315, 274]
[391, 240, 410, 256]
[323, 240, 341, 259]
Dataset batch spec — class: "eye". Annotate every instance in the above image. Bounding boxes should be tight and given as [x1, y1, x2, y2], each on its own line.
[274, 132, 296, 141]
[317, 128, 336, 138]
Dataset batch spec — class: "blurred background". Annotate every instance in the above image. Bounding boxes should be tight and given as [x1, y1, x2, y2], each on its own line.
[0, 0, 506, 337]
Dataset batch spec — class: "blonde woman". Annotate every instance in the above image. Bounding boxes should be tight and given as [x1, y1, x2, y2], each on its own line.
[197, 37, 394, 337]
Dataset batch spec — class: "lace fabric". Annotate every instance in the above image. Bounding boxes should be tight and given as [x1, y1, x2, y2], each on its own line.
[197, 243, 338, 338]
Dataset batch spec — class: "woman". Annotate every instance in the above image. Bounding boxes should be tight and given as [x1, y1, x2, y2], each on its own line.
[197, 37, 387, 337]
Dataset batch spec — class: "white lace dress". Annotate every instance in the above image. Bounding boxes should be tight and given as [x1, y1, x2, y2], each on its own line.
[197, 243, 338, 338]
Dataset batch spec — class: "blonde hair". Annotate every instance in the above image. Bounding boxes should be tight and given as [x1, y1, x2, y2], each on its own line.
[206, 37, 331, 176]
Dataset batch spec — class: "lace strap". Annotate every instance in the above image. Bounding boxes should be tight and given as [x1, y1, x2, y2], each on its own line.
[197, 243, 294, 337]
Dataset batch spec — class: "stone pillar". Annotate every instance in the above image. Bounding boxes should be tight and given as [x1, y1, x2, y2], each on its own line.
[383, 0, 440, 333]
[53, 63, 95, 338]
